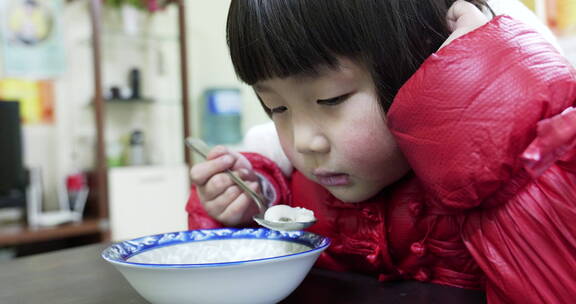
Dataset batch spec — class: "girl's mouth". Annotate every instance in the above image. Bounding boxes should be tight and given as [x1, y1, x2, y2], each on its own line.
[313, 171, 350, 187]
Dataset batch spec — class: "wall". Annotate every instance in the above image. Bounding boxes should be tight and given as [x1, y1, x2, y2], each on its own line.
[186, 1, 270, 139]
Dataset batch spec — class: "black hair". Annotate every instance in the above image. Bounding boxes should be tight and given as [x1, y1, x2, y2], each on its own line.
[226, 0, 492, 113]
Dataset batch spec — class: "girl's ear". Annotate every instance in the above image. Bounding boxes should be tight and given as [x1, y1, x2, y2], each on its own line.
[439, 0, 489, 50]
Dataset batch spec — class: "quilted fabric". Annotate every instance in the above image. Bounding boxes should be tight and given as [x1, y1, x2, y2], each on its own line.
[388, 16, 576, 211]
[388, 16, 576, 303]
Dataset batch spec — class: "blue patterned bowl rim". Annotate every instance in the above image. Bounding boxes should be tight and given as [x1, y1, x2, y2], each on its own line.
[101, 228, 331, 268]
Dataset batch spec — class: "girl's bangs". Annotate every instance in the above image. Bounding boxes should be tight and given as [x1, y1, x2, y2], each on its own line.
[227, 0, 360, 84]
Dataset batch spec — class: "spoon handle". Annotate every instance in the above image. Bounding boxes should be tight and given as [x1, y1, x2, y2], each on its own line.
[185, 138, 267, 212]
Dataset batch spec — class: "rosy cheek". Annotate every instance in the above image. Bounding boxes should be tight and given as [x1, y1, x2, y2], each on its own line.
[342, 135, 379, 165]
[340, 126, 396, 174]
[340, 119, 382, 152]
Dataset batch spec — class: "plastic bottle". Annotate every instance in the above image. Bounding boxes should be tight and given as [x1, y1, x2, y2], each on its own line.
[129, 68, 141, 99]
[128, 130, 146, 166]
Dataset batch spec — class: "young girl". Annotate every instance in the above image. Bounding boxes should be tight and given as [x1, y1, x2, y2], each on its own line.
[187, 1, 576, 303]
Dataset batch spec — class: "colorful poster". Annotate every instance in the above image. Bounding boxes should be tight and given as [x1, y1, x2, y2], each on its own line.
[0, 0, 65, 78]
[0, 79, 54, 124]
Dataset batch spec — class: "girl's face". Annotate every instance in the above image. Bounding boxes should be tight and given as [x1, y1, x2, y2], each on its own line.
[255, 58, 410, 202]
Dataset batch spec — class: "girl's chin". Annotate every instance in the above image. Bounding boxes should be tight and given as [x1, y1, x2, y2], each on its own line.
[327, 187, 379, 203]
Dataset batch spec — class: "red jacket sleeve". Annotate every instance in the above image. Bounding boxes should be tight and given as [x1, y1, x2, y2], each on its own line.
[186, 152, 291, 230]
[390, 16, 576, 303]
[389, 15, 576, 212]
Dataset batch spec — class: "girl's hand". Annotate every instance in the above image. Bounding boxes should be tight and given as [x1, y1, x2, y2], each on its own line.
[190, 146, 261, 226]
[439, 0, 489, 50]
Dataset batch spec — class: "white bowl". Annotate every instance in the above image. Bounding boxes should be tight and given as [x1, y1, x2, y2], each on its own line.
[102, 228, 330, 304]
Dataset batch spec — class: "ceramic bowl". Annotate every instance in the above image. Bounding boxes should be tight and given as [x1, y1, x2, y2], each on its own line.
[102, 228, 330, 304]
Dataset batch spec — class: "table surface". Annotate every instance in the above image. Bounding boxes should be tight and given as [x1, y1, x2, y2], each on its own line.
[0, 244, 486, 304]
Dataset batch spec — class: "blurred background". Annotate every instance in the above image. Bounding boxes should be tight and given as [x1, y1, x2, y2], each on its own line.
[0, 0, 574, 261]
[0, 0, 270, 260]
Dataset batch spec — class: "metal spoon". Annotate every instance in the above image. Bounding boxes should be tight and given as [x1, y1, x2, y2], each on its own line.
[185, 137, 315, 231]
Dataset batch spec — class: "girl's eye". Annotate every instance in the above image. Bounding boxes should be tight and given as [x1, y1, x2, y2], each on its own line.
[317, 94, 350, 106]
[270, 106, 287, 114]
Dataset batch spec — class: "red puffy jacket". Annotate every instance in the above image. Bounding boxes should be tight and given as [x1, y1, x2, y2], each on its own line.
[187, 16, 576, 303]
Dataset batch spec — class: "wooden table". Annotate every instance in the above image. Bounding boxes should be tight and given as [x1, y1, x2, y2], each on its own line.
[0, 219, 104, 247]
[0, 244, 486, 303]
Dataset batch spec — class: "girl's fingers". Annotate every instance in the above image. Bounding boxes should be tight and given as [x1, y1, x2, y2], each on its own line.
[446, 1, 487, 32]
[190, 154, 235, 186]
[216, 182, 261, 226]
[440, 1, 488, 50]
[236, 168, 260, 183]
[218, 194, 260, 225]
[206, 145, 230, 160]
[190, 147, 254, 186]
[202, 185, 242, 218]
[202, 168, 259, 200]
[230, 150, 254, 171]
[202, 172, 235, 199]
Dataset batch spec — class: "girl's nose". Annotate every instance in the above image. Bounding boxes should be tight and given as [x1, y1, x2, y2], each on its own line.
[294, 124, 330, 154]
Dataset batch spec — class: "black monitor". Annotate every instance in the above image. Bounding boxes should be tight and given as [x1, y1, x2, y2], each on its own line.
[0, 101, 27, 208]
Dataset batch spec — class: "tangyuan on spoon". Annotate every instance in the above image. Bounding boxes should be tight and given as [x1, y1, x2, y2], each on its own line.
[254, 204, 316, 231]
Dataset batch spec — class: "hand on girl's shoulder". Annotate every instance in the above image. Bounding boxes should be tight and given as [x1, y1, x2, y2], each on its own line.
[439, 0, 490, 50]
